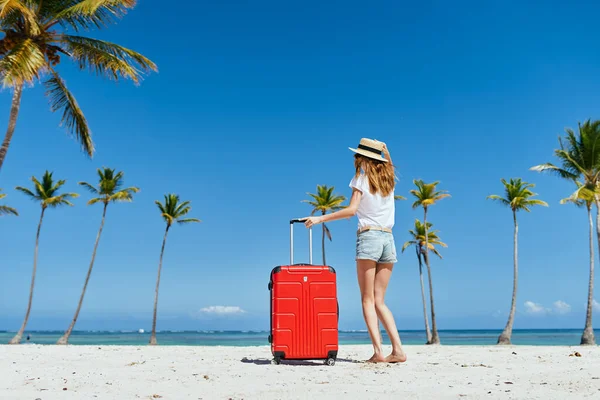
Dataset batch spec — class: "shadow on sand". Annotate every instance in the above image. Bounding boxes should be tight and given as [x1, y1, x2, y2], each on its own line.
[240, 357, 359, 366]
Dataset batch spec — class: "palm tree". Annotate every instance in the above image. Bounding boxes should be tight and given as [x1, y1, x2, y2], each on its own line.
[410, 179, 450, 345]
[9, 171, 77, 344]
[150, 194, 200, 345]
[302, 185, 346, 265]
[559, 182, 597, 345]
[0, 0, 157, 172]
[57, 168, 138, 345]
[0, 188, 17, 216]
[531, 120, 600, 345]
[487, 178, 548, 345]
[402, 219, 447, 344]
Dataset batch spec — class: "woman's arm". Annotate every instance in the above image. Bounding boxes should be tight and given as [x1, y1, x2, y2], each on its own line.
[377, 140, 392, 163]
[302, 189, 362, 228]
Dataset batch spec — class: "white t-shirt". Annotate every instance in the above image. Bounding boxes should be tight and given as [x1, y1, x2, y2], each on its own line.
[349, 174, 395, 229]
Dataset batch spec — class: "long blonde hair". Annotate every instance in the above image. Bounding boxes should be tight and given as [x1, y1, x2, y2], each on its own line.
[354, 154, 396, 197]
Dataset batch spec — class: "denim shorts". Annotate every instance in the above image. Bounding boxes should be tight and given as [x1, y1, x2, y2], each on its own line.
[356, 230, 397, 263]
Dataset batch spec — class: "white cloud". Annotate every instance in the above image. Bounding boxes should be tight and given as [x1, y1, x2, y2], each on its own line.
[524, 301, 547, 315]
[523, 300, 573, 316]
[593, 299, 600, 312]
[552, 300, 571, 315]
[199, 306, 246, 315]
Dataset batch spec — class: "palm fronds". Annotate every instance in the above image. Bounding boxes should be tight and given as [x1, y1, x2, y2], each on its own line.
[44, 68, 94, 156]
[0, 0, 156, 163]
[410, 180, 450, 209]
[15, 171, 78, 208]
[61, 36, 157, 84]
[487, 178, 548, 212]
[0, 38, 46, 86]
[303, 185, 346, 215]
[53, 0, 136, 31]
[0, 188, 18, 216]
[402, 219, 447, 259]
[79, 167, 138, 205]
[531, 119, 600, 185]
[303, 185, 346, 241]
[560, 181, 598, 209]
[155, 194, 200, 227]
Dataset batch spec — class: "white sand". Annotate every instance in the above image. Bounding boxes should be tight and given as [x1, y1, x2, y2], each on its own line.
[1, 344, 599, 399]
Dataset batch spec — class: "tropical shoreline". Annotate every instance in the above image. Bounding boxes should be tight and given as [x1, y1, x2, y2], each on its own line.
[1, 344, 599, 399]
[1, 329, 598, 347]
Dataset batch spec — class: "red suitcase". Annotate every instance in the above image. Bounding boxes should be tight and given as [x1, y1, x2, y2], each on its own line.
[268, 219, 339, 366]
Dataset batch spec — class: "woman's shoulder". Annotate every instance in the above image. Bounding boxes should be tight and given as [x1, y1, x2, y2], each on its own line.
[349, 173, 367, 189]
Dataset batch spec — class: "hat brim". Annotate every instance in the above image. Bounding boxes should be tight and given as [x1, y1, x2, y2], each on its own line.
[349, 147, 388, 162]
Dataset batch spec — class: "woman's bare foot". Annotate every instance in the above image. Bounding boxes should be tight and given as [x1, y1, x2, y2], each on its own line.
[385, 351, 407, 363]
[367, 353, 386, 363]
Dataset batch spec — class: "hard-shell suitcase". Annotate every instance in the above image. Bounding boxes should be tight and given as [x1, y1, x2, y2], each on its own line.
[268, 219, 339, 366]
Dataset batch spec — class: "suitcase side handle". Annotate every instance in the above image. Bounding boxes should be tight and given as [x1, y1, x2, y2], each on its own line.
[290, 219, 312, 265]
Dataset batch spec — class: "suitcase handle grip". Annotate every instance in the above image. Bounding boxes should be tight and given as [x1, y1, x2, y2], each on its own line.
[287, 265, 326, 273]
[290, 219, 312, 265]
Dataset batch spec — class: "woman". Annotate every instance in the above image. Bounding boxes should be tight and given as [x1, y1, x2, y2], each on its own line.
[302, 138, 407, 363]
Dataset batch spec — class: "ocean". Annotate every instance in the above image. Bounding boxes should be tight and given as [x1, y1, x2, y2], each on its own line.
[0, 329, 597, 346]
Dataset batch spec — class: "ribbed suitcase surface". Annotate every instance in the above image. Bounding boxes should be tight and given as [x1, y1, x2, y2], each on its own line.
[269, 265, 338, 363]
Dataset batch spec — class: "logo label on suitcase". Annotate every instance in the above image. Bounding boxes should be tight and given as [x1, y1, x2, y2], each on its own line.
[303, 276, 308, 282]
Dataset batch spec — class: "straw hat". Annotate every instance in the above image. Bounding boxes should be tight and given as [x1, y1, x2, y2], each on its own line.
[349, 138, 388, 162]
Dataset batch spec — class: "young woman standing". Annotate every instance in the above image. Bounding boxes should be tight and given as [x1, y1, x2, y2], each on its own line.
[302, 138, 406, 363]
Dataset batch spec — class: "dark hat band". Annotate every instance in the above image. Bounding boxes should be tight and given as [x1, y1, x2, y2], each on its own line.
[357, 144, 383, 155]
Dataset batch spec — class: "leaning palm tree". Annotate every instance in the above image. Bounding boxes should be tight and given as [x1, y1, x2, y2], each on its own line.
[57, 168, 138, 345]
[410, 179, 450, 345]
[0, 188, 18, 216]
[559, 182, 597, 345]
[487, 178, 547, 345]
[531, 119, 600, 345]
[0, 0, 157, 172]
[302, 185, 346, 265]
[9, 171, 77, 344]
[149, 194, 200, 345]
[402, 219, 447, 344]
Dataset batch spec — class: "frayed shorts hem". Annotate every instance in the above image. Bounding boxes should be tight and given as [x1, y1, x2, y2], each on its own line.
[355, 256, 397, 264]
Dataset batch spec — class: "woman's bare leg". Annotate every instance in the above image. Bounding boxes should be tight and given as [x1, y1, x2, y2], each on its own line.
[374, 263, 407, 363]
[356, 259, 385, 362]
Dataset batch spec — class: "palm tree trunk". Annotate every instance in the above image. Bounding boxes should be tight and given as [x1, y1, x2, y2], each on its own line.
[57, 203, 108, 345]
[0, 85, 24, 173]
[9, 207, 45, 344]
[150, 224, 170, 345]
[581, 202, 596, 345]
[423, 207, 440, 345]
[417, 248, 432, 344]
[321, 211, 326, 265]
[498, 209, 518, 345]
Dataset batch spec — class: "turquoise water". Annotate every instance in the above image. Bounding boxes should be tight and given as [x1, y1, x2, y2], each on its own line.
[0, 329, 597, 346]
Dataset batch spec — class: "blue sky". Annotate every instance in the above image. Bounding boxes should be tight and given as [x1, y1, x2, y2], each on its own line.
[1, 0, 600, 332]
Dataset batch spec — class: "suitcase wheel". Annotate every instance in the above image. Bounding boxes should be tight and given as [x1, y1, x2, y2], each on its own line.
[271, 357, 281, 365]
[325, 357, 336, 366]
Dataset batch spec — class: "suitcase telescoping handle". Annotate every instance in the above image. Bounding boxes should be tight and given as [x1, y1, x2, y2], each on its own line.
[290, 219, 312, 265]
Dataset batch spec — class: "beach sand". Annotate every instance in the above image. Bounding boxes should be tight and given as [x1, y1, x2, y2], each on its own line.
[1, 344, 599, 399]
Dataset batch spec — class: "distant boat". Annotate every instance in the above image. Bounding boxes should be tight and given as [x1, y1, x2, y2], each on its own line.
[138, 329, 145, 334]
